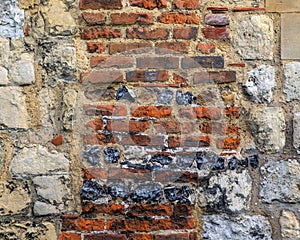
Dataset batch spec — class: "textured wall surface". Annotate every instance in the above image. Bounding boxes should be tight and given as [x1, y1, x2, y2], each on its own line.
[0, 0, 299, 239]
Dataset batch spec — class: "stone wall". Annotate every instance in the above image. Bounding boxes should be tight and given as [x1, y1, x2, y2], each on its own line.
[0, 0, 299, 239]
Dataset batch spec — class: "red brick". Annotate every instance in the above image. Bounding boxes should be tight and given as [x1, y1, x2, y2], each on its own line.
[121, 134, 164, 146]
[200, 122, 239, 134]
[196, 42, 216, 54]
[87, 42, 105, 53]
[106, 219, 126, 231]
[207, 7, 229, 11]
[86, 119, 103, 131]
[85, 88, 115, 102]
[80, 0, 122, 9]
[137, 57, 179, 69]
[82, 168, 107, 180]
[178, 107, 221, 120]
[126, 70, 169, 82]
[81, 28, 121, 40]
[76, 218, 105, 231]
[51, 134, 63, 146]
[84, 234, 126, 240]
[59, 232, 81, 240]
[171, 217, 196, 229]
[130, 0, 167, 9]
[168, 136, 211, 148]
[128, 204, 173, 217]
[111, 13, 153, 25]
[224, 107, 239, 117]
[81, 70, 123, 84]
[129, 121, 150, 132]
[128, 234, 153, 240]
[106, 120, 150, 133]
[172, 0, 200, 9]
[158, 12, 200, 24]
[173, 27, 198, 39]
[151, 219, 171, 231]
[108, 168, 152, 181]
[82, 12, 106, 25]
[173, 204, 194, 216]
[229, 62, 246, 67]
[109, 42, 152, 54]
[194, 71, 236, 84]
[83, 134, 116, 145]
[131, 106, 172, 118]
[173, 73, 188, 86]
[61, 217, 77, 231]
[127, 28, 170, 40]
[90, 56, 134, 68]
[154, 120, 182, 133]
[152, 233, 191, 240]
[216, 138, 240, 149]
[155, 41, 189, 53]
[203, 27, 230, 39]
[204, 14, 230, 26]
[126, 219, 151, 232]
[84, 104, 127, 116]
[233, 7, 265, 12]
[82, 203, 125, 215]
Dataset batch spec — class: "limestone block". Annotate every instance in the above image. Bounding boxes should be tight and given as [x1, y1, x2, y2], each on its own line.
[267, 0, 300, 12]
[0, 38, 10, 66]
[205, 169, 252, 212]
[280, 210, 300, 239]
[203, 214, 272, 239]
[248, 107, 286, 153]
[293, 112, 300, 153]
[283, 62, 300, 101]
[0, 87, 29, 128]
[281, 14, 300, 59]
[243, 65, 276, 103]
[10, 145, 69, 175]
[11, 60, 35, 85]
[231, 14, 274, 60]
[0, 66, 8, 85]
[0, 0, 24, 38]
[260, 159, 300, 203]
[0, 180, 31, 215]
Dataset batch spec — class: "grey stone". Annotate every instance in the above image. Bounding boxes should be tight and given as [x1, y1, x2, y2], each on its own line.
[243, 65, 276, 103]
[205, 169, 252, 212]
[83, 146, 101, 165]
[11, 60, 35, 85]
[131, 183, 162, 202]
[248, 107, 286, 153]
[280, 210, 300, 239]
[0, 87, 29, 129]
[63, 88, 77, 131]
[0, 66, 8, 85]
[34, 201, 59, 216]
[293, 112, 300, 153]
[157, 90, 173, 104]
[231, 14, 274, 60]
[0, 180, 31, 216]
[260, 159, 300, 203]
[203, 214, 272, 240]
[283, 62, 300, 101]
[10, 145, 69, 175]
[0, 38, 10, 66]
[0, 0, 24, 38]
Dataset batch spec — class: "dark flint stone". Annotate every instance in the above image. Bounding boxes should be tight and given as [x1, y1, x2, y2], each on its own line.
[211, 157, 225, 170]
[248, 155, 259, 169]
[150, 154, 173, 165]
[228, 156, 238, 170]
[116, 86, 135, 102]
[164, 186, 190, 203]
[176, 90, 194, 105]
[195, 151, 218, 170]
[103, 147, 120, 163]
[239, 158, 248, 168]
[131, 183, 162, 202]
[82, 146, 100, 165]
[109, 182, 129, 200]
[80, 180, 107, 201]
[157, 90, 173, 104]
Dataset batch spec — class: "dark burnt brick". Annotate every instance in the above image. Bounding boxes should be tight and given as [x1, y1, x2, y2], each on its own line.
[173, 204, 194, 216]
[80, 0, 122, 9]
[173, 27, 198, 39]
[81, 28, 121, 40]
[84, 234, 126, 240]
[82, 203, 125, 215]
[126, 70, 169, 82]
[127, 28, 170, 40]
[182, 56, 224, 69]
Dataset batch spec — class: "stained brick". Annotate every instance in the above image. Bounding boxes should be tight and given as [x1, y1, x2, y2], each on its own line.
[83, 134, 117, 145]
[200, 122, 239, 135]
[224, 107, 239, 117]
[84, 104, 127, 116]
[109, 42, 152, 54]
[87, 42, 105, 53]
[203, 27, 230, 39]
[126, 219, 151, 232]
[121, 134, 164, 146]
[194, 71, 236, 84]
[128, 204, 173, 217]
[127, 28, 170, 40]
[155, 41, 189, 53]
[90, 56, 134, 68]
[82, 168, 108, 180]
[86, 119, 103, 131]
[196, 42, 216, 54]
[173, 204, 194, 216]
[82, 203, 125, 215]
[111, 13, 153, 25]
[82, 12, 106, 25]
[178, 107, 221, 120]
[80, 0, 122, 9]
[137, 57, 179, 69]
[130, 0, 167, 9]
[81, 28, 121, 40]
[81, 70, 123, 84]
[106, 219, 126, 231]
[182, 56, 224, 68]
[172, 0, 200, 9]
[168, 136, 211, 148]
[173, 27, 198, 39]
[126, 70, 169, 82]
[158, 12, 200, 24]
[59, 232, 81, 240]
[204, 14, 230, 26]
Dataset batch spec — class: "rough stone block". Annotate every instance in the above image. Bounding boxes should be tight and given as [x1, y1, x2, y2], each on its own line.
[283, 62, 300, 101]
[10, 145, 69, 175]
[0, 66, 8, 85]
[280, 210, 300, 239]
[11, 60, 35, 85]
[243, 65, 276, 103]
[260, 159, 300, 203]
[266, 0, 300, 12]
[293, 112, 300, 153]
[248, 107, 286, 153]
[281, 14, 300, 59]
[203, 214, 272, 239]
[0, 87, 29, 128]
[231, 14, 274, 60]
[0, 180, 31, 216]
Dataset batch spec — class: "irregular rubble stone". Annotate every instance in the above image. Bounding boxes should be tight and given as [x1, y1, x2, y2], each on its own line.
[176, 90, 194, 105]
[150, 154, 173, 165]
[0, 180, 31, 216]
[10, 145, 69, 175]
[109, 181, 130, 200]
[203, 214, 272, 239]
[164, 186, 190, 203]
[80, 180, 107, 201]
[293, 112, 300, 153]
[116, 86, 136, 102]
[260, 159, 300, 203]
[11, 60, 35, 85]
[205, 169, 252, 212]
[83, 146, 101, 165]
[0, 87, 29, 129]
[244, 65, 276, 103]
[248, 107, 286, 153]
[104, 147, 121, 163]
[283, 62, 300, 101]
[157, 90, 173, 104]
[231, 14, 274, 60]
[0, 66, 8, 85]
[131, 183, 162, 202]
[0, 0, 24, 38]
[0, 38, 10, 66]
[280, 210, 300, 239]
[34, 201, 59, 216]
[63, 88, 77, 131]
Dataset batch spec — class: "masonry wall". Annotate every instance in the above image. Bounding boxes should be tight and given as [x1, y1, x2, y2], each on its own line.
[0, 0, 299, 239]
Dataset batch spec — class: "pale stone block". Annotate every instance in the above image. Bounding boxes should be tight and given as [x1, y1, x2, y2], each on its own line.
[0, 66, 8, 85]
[11, 60, 35, 85]
[280, 210, 300, 239]
[267, 0, 300, 12]
[293, 112, 300, 153]
[283, 62, 300, 101]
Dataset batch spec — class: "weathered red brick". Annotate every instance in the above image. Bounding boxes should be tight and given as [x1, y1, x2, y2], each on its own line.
[108, 168, 152, 181]
[151, 218, 195, 231]
[137, 57, 179, 69]
[200, 122, 239, 134]
[87, 42, 105, 53]
[82, 12, 106, 25]
[127, 28, 170, 40]
[111, 13, 153, 25]
[194, 71, 236, 84]
[86, 119, 103, 131]
[51, 134, 63, 146]
[158, 12, 200, 24]
[224, 107, 239, 118]
[155, 41, 189, 53]
[82, 168, 107, 180]
[126, 219, 151, 232]
[59, 232, 81, 240]
[131, 106, 172, 118]
[121, 134, 164, 146]
[76, 218, 105, 231]
[128, 204, 173, 217]
[80, 0, 122, 9]
[182, 56, 224, 69]
[82, 203, 125, 215]
[106, 219, 126, 231]
[173, 204, 195, 216]
[172, 73, 188, 86]
[84, 104, 127, 116]
[204, 14, 230, 26]
[196, 42, 216, 54]
[126, 70, 169, 82]
[84, 234, 126, 240]
[216, 137, 240, 149]
[173, 27, 198, 39]
[168, 136, 211, 148]
[109, 42, 152, 54]
[83, 134, 117, 145]
[178, 107, 221, 120]
[173, 0, 200, 9]
[106, 120, 150, 133]
[85, 88, 115, 102]
[128, 234, 153, 240]
[154, 120, 189, 134]
[90, 56, 134, 68]
[130, 0, 167, 9]
[81, 70, 123, 84]
[203, 27, 230, 39]
[81, 28, 121, 40]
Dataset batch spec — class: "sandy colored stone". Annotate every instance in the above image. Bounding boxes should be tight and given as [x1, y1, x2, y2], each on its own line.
[267, 0, 300, 12]
[19, 0, 39, 9]
[11, 60, 35, 85]
[280, 210, 300, 239]
[0, 66, 8, 85]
